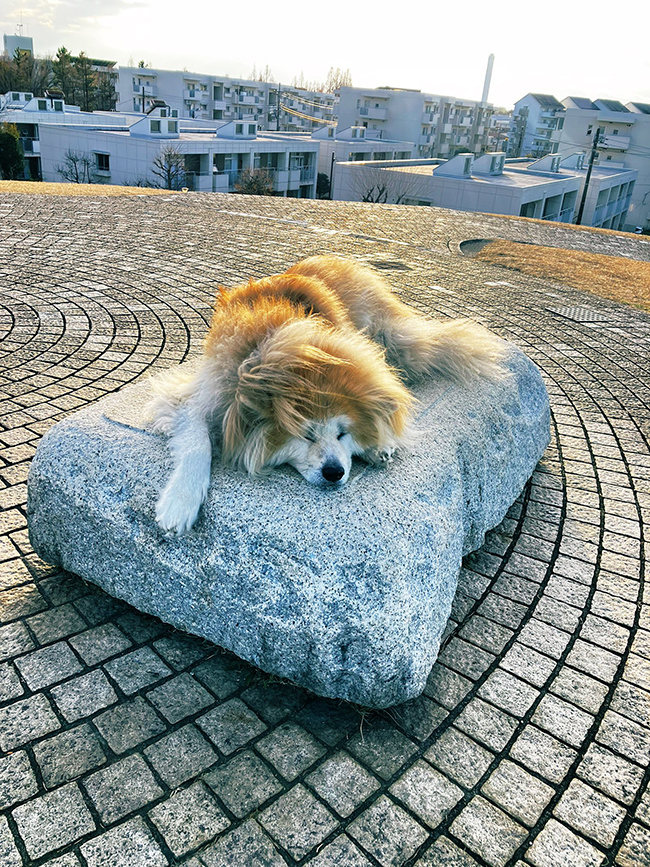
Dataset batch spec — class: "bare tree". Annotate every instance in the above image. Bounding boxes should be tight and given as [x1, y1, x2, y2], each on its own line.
[234, 168, 274, 196]
[150, 145, 186, 190]
[350, 165, 430, 206]
[55, 150, 96, 183]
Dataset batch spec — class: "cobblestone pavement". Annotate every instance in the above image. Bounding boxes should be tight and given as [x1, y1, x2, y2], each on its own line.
[1, 191, 649, 867]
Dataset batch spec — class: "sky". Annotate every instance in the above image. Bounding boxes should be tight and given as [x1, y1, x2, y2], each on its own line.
[2, 0, 650, 110]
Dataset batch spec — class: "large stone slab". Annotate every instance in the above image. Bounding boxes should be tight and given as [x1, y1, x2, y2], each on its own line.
[27, 347, 549, 708]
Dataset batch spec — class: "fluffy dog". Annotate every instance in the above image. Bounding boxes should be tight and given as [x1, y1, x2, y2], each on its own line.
[150, 256, 505, 533]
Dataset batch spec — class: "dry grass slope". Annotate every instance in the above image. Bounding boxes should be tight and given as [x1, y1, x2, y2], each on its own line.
[0, 181, 178, 197]
[476, 239, 650, 313]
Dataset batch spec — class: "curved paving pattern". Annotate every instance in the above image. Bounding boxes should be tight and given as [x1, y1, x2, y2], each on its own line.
[0, 191, 649, 867]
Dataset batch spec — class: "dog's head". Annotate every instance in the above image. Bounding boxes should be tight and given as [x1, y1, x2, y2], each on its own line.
[221, 319, 413, 486]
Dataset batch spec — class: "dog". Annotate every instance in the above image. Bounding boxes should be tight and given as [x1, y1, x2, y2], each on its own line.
[149, 256, 505, 533]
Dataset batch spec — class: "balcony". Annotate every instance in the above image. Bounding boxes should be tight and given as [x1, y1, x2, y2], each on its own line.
[600, 134, 630, 151]
[358, 107, 387, 120]
[559, 207, 575, 222]
[20, 137, 40, 154]
[183, 89, 200, 100]
[419, 134, 431, 145]
[132, 83, 155, 96]
[235, 94, 257, 105]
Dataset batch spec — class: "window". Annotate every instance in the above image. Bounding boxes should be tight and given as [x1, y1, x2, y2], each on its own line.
[54, 101, 63, 112]
[213, 109, 223, 120]
[150, 120, 161, 132]
[38, 99, 47, 110]
[24, 93, 32, 100]
[95, 153, 110, 172]
[235, 123, 243, 134]
[171, 109, 178, 118]
[168, 121, 178, 133]
[612, 129, 619, 135]
[248, 124, 256, 135]
[160, 108, 167, 117]
[12, 92, 19, 100]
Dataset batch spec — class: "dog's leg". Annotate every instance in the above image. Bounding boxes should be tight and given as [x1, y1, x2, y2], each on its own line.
[155, 400, 212, 533]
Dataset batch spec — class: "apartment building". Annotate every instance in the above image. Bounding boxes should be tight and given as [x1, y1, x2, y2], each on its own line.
[332, 151, 587, 223]
[333, 86, 494, 159]
[35, 104, 318, 197]
[116, 67, 336, 134]
[0, 90, 129, 180]
[507, 94, 565, 159]
[311, 125, 415, 176]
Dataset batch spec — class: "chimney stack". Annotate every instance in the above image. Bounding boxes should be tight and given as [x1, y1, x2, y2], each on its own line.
[481, 54, 494, 104]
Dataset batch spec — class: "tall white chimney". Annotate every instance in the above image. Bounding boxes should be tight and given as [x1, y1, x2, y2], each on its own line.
[481, 54, 494, 104]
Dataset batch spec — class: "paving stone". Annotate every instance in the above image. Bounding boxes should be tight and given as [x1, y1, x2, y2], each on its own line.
[500, 642, 556, 688]
[93, 695, 166, 753]
[192, 655, 249, 700]
[616, 823, 650, 867]
[255, 720, 326, 780]
[418, 836, 482, 866]
[84, 754, 163, 824]
[459, 615, 514, 655]
[550, 667, 609, 714]
[306, 750, 380, 818]
[197, 698, 267, 756]
[27, 604, 87, 644]
[307, 834, 374, 867]
[596, 710, 650, 765]
[424, 663, 473, 709]
[578, 743, 644, 805]
[347, 720, 418, 780]
[51, 669, 118, 721]
[204, 749, 283, 818]
[348, 795, 427, 867]
[0, 619, 34, 660]
[525, 818, 605, 867]
[148, 781, 229, 856]
[12, 782, 96, 860]
[450, 795, 528, 867]
[294, 697, 360, 746]
[144, 724, 217, 788]
[426, 727, 494, 789]
[115, 610, 166, 643]
[477, 593, 527, 630]
[199, 818, 285, 867]
[482, 759, 554, 826]
[0, 750, 38, 809]
[510, 725, 577, 784]
[566, 639, 621, 682]
[610, 680, 650, 728]
[455, 698, 518, 751]
[15, 640, 83, 690]
[0, 692, 60, 750]
[518, 618, 571, 658]
[623, 653, 650, 690]
[0, 583, 47, 621]
[635, 785, 650, 826]
[103, 647, 172, 694]
[390, 759, 464, 829]
[240, 682, 309, 725]
[554, 779, 626, 848]
[146, 672, 214, 723]
[34, 723, 106, 788]
[531, 693, 594, 748]
[40, 856, 81, 867]
[392, 694, 448, 741]
[439, 638, 496, 680]
[153, 634, 208, 670]
[533, 595, 581, 633]
[478, 668, 539, 716]
[259, 784, 339, 861]
[69, 623, 132, 665]
[0, 660, 22, 701]
[0, 816, 21, 867]
[80, 816, 167, 867]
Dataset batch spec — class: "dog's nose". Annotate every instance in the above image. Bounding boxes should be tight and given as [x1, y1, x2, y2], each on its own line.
[322, 462, 345, 483]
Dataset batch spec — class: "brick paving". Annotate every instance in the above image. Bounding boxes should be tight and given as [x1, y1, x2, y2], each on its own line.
[0, 190, 649, 867]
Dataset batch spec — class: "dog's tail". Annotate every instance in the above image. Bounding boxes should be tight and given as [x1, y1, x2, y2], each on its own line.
[146, 367, 198, 433]
[375, 315, 508, 384]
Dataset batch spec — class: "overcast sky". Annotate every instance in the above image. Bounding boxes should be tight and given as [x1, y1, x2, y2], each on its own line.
[3, 0, 650, 110]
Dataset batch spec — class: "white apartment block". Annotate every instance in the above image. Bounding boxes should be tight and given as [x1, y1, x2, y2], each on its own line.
[507, 94, 565, 159]
[116, 67, 336, 134]
[2, 33, 34, 57]
[486, 113, 511, 153]
[333, 86, 494, 159]
[36, 105, 318, 197]
[332, 152, 589, 223]
[311, 126, 415, 177]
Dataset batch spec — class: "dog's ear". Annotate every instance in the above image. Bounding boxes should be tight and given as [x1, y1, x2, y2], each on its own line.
[222, 398, 272, 475]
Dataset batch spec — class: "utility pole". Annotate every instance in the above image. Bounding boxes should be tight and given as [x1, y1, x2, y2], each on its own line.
[276, 83, 281, 131]
[575, 130, 602, 225]
[142, 86, 146, 113]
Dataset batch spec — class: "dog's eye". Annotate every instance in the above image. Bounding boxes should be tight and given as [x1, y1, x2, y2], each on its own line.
[304, 432, 316, 443]
[337, 430, 348, 440]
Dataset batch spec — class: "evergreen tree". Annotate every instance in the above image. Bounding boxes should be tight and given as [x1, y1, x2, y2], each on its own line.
[52, 47, 76, 103]
[0, 123, 24, 179]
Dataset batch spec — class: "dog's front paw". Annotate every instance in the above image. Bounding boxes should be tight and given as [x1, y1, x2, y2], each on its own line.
[362, 446, 395, 466]
[155, 483, 204, 534]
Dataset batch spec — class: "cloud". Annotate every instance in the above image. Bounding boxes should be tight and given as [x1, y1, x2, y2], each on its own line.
[4, 0, 144, 34]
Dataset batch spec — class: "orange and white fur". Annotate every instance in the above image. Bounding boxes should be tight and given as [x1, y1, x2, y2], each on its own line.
[150, 256, 505, 533]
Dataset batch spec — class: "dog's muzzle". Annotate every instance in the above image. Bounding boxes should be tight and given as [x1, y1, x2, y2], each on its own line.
[321, 461, 345, 483]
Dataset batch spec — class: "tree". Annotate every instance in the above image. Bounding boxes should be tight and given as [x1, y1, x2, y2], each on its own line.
[233, 168, 274, 196]
[55, 150, 96, 183]
[74, 52, 96, 112]
[0, 123, 24, 179]
[0, 49, 51, 95]
[52, 46, 76, 104]
[350, 164, 429, 205]
[316, 172, 330, 199]
[324, 67, 352, 92]
[150, 145, 186, 190]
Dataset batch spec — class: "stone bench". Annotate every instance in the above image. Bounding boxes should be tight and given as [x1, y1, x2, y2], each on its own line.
[27, 346, 549, 708]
